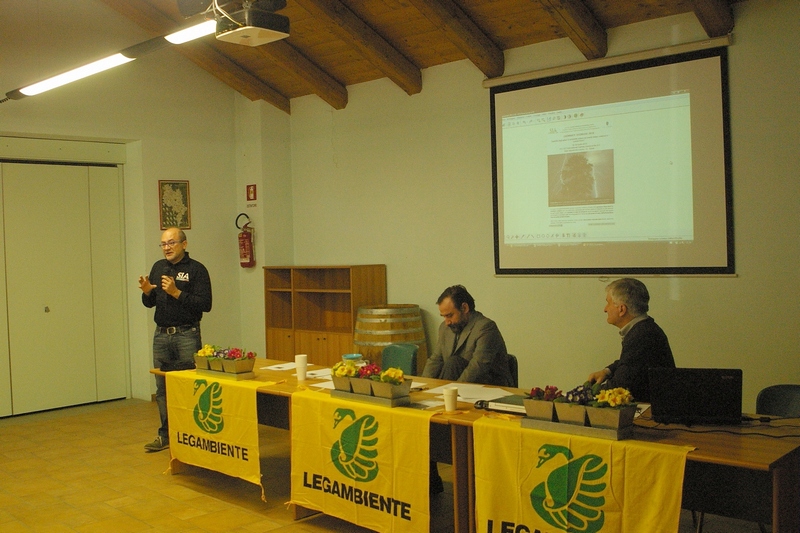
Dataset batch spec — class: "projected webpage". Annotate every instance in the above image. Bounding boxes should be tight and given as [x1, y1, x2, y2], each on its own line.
[501, 94, 694, 247]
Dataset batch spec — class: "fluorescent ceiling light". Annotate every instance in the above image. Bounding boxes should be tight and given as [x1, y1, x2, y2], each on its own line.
[19, 53, 134, 96]
[5, 19, 219, 102]
[165, 20, 217, 44]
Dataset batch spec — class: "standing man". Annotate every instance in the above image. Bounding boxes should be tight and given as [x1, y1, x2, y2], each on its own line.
[139, 227, 212, 452]
[423, 285, 513, 387]
[587, 278, 674, 402]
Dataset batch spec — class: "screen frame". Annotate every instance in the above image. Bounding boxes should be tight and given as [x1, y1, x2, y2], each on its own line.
[490, 47, 734, 276]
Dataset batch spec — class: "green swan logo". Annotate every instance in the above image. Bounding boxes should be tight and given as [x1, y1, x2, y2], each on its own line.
[192, 379, 224, 434]
[530, 444, 607, 533]
[330, 407, 379, 482]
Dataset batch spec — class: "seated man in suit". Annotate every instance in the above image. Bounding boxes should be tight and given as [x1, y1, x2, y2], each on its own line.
[423, 285, 512, 494]
[587, 278, 675, 403]
[422, 284, 513, 386]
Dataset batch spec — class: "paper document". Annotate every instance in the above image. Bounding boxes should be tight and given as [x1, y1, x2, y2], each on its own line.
[427, 383, 515, 401]
[306, 368, 332, 379]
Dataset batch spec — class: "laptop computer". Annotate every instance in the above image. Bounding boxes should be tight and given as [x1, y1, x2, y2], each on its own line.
[648, 368, 743, 425]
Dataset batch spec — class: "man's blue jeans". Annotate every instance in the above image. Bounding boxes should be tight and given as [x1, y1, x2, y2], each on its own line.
[153, 326, 201, 440]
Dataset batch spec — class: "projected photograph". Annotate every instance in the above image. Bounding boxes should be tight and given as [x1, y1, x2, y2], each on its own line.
[548, 151, 615, 206]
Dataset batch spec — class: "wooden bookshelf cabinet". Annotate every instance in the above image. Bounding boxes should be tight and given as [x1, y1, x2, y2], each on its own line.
[264, 265, 387, 366]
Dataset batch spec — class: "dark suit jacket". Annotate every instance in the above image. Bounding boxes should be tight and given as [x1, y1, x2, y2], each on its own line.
[422, 311, 513, 386]
[604, 316, 675, 402]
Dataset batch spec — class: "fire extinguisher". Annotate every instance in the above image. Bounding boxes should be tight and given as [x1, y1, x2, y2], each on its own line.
[236, 213, 255, 268]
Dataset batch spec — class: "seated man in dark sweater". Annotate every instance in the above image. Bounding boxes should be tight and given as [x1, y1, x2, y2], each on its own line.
[587, 278, 675, 403]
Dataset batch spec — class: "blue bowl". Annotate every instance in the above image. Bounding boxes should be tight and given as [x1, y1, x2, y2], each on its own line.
[342, 353, 363, 362]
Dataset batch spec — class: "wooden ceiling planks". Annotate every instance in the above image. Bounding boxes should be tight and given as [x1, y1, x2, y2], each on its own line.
[97, 0, 739, 113]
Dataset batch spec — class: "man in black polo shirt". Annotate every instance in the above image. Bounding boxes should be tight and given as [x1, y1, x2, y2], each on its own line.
[139, 227, 212, 452]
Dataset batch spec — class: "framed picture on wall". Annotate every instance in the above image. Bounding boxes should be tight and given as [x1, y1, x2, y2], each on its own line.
[158, 180, 191, 230]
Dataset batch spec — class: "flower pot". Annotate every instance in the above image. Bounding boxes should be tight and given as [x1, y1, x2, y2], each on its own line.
[331, 375, 352, 392]
[222, 358, 255, 374]
[350, 378, 374, 396]
[371, 380, 412, 399]
[554, 402, 587, 426]
[586, 405, 637, 430]
[208, 357, 224, 371]
[523, 399, 556, 421]
[194, 356, 209, 370]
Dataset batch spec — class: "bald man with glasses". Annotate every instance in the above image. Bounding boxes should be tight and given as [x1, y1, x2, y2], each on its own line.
[139, 227, 212, 452]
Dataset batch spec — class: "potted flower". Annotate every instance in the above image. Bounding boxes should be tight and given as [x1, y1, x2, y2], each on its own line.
[371, 367, 412, 399]
[523, 385, 562, 421]
[586, 387, 637, 429]
[351, 363, 381, 395]
[331, 360, 357, 392]
[193, 343, 218, 370]
[554, 382, 595, 425]
[220, 347, 257, 374]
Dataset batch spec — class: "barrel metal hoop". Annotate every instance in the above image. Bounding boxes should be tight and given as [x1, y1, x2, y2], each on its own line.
[353, 339, 424, 347]
[357, 307, 420, 315]
[354, 327, 424, 335]
[355, 316, 421, 324]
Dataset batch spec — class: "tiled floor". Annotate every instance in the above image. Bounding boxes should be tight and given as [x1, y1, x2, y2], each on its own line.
[0, 399, 766, 532]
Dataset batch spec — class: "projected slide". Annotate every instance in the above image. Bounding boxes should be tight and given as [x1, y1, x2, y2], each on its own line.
[502, 94, 694, 246]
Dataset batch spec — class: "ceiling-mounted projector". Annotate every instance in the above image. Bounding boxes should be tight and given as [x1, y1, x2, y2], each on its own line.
[176, 0, 289, 47]
[216, 8, 289, 46]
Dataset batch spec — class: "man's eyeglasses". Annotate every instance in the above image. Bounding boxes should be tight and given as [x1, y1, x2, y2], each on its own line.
[159, 240, 184, 249]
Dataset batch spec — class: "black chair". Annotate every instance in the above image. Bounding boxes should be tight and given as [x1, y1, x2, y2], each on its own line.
[693, 384, 800, 533]
[756, 385, 800, 417]
[507, 353, 518, 388]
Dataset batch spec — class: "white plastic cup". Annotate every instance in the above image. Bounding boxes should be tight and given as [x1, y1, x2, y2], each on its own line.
[295, 354, 308, 381]
[443, 386, 458, 412]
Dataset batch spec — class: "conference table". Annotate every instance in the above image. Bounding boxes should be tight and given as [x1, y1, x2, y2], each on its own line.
[155, 360, 800, 533]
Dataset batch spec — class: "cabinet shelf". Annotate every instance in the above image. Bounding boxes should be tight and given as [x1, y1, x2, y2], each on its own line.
[294, 289, 351, 294]
[264, 265, 386, 366]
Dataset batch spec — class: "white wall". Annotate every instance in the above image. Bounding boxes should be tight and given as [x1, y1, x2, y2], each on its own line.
[1, 0, 243, 402]
[234, 97, 294, 354]
[286, 0, 800, 410]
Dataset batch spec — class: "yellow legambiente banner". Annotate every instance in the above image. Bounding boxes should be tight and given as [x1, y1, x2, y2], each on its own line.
[166, 370, 268, 491]
[291, 389, 433, 533]
[474, 416, 694, 533]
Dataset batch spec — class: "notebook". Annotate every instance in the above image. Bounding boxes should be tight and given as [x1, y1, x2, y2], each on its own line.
[648, 367, 743, 425]
[476, 394, 527, 414]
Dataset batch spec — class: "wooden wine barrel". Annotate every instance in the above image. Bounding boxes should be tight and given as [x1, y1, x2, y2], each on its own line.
[353, 304, 428, 374]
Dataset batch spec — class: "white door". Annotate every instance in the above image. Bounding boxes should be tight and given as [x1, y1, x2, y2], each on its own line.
[3, 162, 97, 413]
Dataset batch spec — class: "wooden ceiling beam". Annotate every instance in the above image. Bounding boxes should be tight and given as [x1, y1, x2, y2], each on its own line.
[407, 0, 504, 79]
[99, 0, 292, 112]
[256, 41, 348, 110]
[689, 0, 735, 37]
[537, 0, 607, 60]
[181, 43, 291, 113]
[294, 0, 422, 95]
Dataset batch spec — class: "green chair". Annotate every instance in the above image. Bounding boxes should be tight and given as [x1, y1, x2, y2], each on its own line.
[381, 343, 418, 376]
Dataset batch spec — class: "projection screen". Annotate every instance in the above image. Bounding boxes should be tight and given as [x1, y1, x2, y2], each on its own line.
[491, 47, 733, 275]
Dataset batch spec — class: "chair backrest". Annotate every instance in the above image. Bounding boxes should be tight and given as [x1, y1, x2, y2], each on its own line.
[381, 343, 418, 376]
[756, 385, 800, 417]
[507, 353, 519, 388]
